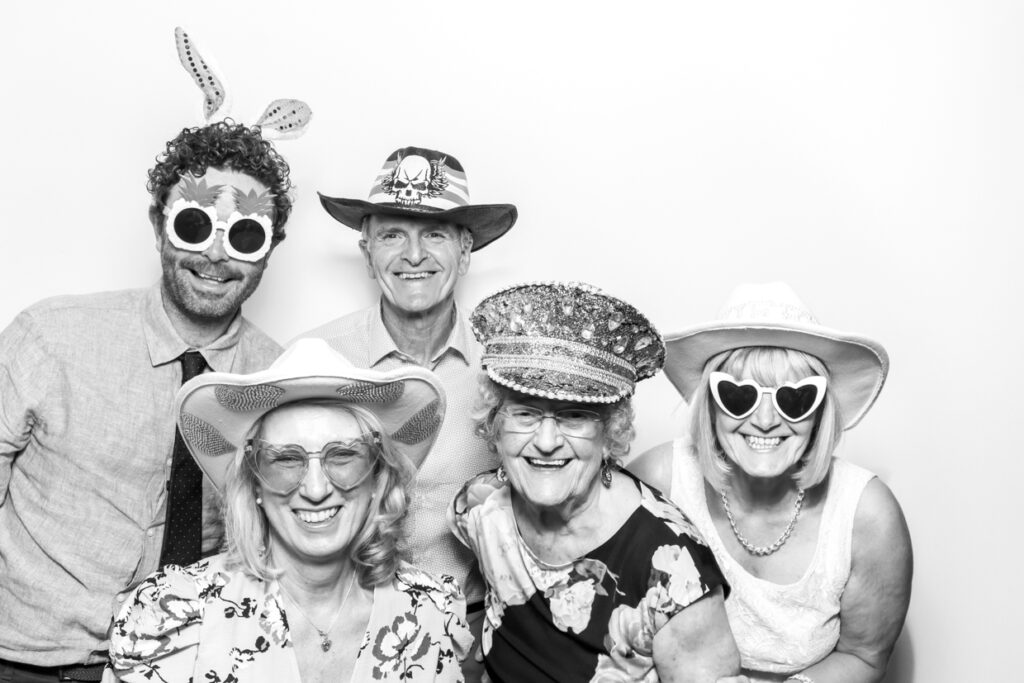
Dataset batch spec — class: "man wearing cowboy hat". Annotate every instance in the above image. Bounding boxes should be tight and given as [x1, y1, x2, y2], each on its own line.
[0, 121, 291, 682]
[295, 146, 516, 681]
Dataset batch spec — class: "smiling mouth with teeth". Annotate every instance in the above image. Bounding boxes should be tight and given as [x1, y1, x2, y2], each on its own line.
[396, 272, 434, 280]
[524, 457, 572, 470]
[744, 435, 784, 451]
[188, 267, 233, 284]
[295, 506, 341, 524]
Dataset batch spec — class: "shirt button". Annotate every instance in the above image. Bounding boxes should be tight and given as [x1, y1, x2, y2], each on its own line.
[166, 458, 172, 467]
[116, 593, 127, 602]
[146, 529, 155, 537]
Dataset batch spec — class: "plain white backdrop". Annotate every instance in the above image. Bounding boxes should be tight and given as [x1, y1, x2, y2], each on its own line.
[3, 2, 1021, 679]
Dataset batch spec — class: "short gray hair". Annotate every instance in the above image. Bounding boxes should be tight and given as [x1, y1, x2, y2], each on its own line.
[359, 215, 473, 252]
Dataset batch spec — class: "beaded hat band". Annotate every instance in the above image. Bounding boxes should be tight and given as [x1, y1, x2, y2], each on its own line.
[472, 282, 665, 404]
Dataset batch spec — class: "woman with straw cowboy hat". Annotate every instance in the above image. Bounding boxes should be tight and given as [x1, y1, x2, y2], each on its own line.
[450, 282, 741, 683]
[630, 283, 912, 683]
[108, 339, 471, 683]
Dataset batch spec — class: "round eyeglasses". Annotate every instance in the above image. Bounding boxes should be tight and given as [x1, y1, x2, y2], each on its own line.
[246, 434, 379, 495]
[497, 404, 604, 439]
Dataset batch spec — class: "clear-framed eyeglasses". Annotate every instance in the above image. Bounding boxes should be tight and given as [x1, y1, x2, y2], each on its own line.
[497, 404, 604, 439]
[245, 432, 380, 495]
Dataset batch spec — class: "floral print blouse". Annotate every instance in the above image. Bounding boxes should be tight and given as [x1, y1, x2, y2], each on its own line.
[108, 554, 471, 682]
[449, 468, 727, 683]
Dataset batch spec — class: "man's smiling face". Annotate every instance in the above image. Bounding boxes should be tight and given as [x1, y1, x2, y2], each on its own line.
[156, 168, 274, 324]
[360, 214, 471, 318]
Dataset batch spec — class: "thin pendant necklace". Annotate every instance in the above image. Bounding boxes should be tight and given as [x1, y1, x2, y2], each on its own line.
[280, 572, 357, 652]
[720, 487, 805, 557]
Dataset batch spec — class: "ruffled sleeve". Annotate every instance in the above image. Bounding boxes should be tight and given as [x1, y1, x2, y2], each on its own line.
[108, 563, 207, 682]
[447, 470, 504, 552]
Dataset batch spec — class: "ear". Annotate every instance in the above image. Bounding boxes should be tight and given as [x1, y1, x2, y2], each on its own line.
[358, 239, 377, 280]
[457, 228, 473, 276]
[150, 202, 167, 250]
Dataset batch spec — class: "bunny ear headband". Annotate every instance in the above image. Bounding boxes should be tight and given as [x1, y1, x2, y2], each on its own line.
[174, 26, 312, 139]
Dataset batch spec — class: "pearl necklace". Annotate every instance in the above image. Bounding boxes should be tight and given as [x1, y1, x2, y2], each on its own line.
[279, 572, 357, 653]
[720, 487, 805, 557]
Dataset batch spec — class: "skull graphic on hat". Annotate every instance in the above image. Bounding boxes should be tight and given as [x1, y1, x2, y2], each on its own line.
[380, 153, 449, 206]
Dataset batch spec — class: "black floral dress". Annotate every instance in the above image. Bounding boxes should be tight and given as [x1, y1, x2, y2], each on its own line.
[449, 468, 727, 682]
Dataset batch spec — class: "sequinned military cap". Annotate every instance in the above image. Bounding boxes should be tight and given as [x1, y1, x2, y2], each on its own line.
[471, 282, 666, 404]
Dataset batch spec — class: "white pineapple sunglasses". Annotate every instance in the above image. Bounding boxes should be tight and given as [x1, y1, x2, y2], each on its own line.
[163, 185, 274, 263]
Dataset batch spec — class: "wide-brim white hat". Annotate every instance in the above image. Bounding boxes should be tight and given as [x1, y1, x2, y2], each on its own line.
[175, 339, 446, 492]
[663, 282, 888, 429]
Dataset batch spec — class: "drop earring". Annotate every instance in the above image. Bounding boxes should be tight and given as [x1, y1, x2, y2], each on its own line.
[600, 458, 614, 488]
[495, 466, 508, 483]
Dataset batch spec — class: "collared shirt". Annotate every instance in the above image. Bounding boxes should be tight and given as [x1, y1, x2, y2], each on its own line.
[294, 303, 498, 605]
[0, 283, 281, 666]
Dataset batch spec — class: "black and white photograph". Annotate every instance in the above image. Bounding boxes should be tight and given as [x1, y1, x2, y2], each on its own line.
[1, 2, 1018, 681]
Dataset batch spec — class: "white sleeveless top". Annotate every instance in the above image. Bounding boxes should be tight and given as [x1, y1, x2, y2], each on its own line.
[669, 438, 873, 681]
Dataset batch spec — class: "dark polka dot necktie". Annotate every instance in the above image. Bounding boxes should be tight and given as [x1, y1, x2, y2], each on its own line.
[158, 351, 207, 568]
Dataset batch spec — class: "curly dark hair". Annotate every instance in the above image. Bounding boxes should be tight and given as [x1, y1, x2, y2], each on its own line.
[147, 120, 293, 242]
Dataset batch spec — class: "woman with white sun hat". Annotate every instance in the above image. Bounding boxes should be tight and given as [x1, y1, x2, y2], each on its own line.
[630, 282, 912, 683]
[108, 339, 470, 682]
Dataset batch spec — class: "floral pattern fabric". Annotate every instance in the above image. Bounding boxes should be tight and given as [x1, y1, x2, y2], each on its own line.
[448, 468, 727, 683]
[108, 554, 471, 682]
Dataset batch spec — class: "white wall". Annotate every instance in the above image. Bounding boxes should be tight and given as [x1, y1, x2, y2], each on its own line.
[4, 2, 1021, 679]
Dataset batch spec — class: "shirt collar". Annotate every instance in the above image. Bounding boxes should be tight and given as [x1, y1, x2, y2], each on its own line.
[367, 300, 473, 368]
[142, 282, 246, 371]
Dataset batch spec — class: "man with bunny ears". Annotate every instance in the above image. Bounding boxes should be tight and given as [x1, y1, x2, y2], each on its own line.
[0, 29, 310, 681]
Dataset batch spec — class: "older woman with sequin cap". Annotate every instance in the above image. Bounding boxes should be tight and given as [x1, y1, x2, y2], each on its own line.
[449, 282, 740, 683]
[630, 283, 913, 683]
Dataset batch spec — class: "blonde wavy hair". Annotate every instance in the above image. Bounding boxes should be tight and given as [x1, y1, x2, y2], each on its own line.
[222, 401, 413, 588]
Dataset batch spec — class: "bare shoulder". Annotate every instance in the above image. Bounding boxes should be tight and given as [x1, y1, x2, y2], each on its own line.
[852, 477, 912, 561]
[836, 474, 913, 666]
[627, 441, 675, 496]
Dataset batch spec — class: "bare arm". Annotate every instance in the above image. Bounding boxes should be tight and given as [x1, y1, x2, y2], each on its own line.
[653, 586, 740, 683]
[626, 441, 675, 496]
[792, 478, 913, 682]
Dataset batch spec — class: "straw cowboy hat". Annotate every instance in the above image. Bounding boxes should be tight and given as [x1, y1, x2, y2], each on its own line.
[318, 146, 517, 251]
[174, 339, 446, 491]
[663, 282, 889, 428]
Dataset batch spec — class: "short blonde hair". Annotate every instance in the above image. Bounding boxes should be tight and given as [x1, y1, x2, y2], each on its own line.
[471, 373, 636, 465]
[222, 401, 413, 588]
[690, 347, 843, 491]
